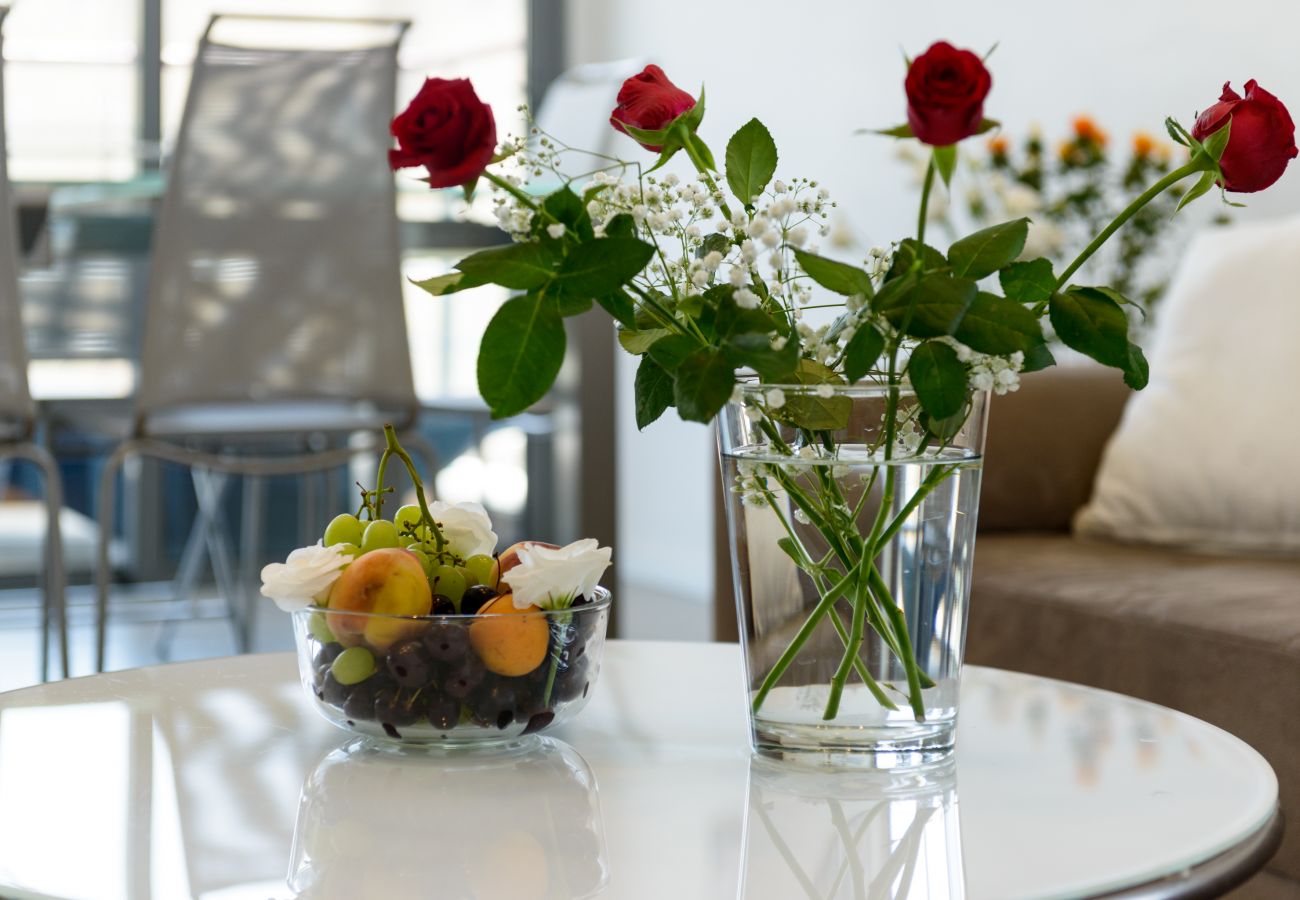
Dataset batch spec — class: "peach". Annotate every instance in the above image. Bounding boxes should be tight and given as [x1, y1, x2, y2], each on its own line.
[468, 594, 550, 676]
[489, 541, 559, 592]
[327, 548, 432, 651]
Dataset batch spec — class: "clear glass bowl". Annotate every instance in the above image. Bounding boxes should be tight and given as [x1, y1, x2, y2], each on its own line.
[291, 588, 610, 745]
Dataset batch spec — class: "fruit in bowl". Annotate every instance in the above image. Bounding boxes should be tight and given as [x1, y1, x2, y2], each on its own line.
[261, 427, 613, 746]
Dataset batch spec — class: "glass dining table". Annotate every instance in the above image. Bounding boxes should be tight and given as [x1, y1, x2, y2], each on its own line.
[0, 640, 1281, 899]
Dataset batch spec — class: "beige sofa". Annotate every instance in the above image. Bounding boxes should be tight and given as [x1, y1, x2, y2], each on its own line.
[969, 364, 1300, 897]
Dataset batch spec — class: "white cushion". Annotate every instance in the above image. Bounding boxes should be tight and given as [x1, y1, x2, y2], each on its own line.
[1075, 215, 1300, 554]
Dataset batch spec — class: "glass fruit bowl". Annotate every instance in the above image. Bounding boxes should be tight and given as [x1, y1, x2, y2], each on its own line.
[292, 588, 610, 745]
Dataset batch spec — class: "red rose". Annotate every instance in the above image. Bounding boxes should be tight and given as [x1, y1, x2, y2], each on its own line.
[610, 65, 696, 151]
[389, 78, 496, 189]
[904, 42, 992, 147]
[1192, 80, 1297, 193]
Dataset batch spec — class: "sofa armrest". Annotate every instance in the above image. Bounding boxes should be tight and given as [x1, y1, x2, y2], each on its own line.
[979, 361, 1132, 533]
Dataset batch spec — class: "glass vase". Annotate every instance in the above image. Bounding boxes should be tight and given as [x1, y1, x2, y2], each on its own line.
[719, 383, 989, 767]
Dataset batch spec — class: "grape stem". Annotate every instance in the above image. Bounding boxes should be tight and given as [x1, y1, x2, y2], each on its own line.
[382, 424, 448, 554]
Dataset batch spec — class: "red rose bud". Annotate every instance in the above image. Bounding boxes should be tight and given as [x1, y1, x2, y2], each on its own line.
[904, 41, 992, 147]
[1193, 80, 1297, 193]
[389, 78, 497, 189]
[610, 65, 697, 151]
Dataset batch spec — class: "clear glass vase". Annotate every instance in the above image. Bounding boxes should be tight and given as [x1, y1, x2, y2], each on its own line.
[719, 383, 989, 767]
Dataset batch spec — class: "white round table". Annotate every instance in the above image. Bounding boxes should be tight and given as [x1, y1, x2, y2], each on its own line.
[0, 641, 1280, 899]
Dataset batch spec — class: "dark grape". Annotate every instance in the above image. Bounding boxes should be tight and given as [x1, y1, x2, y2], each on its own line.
[570, 594, 590, 608]
[423, 623, 469, 663]
[431, 595, 457, 616]
[343, 681, 379, 721]
[426, 693, 460, 731]
[522, 711, 555, 734]
[386, 640, 432, 688]
[374, 686, 422, 727]
[473, 681, 519, 729]
[314, 643, 345, 669]
[444, 655, 486, 699]
[552, 657, 590, 703]
[320, 672, 349, 706]
[460, 584, 497, 615]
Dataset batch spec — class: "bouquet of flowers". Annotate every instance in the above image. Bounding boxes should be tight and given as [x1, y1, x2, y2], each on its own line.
[388, 44, 1294, 750]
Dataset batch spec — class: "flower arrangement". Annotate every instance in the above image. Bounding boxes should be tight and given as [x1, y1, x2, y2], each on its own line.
[261, 426, 613, 742]
[388, 43, 1294, 743]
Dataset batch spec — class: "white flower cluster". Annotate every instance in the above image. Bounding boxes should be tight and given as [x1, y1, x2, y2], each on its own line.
[937, 337, 1025, 395]
[732, 459, 773, 507]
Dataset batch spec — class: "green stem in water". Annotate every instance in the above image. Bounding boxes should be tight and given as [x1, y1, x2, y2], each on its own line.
[1052, 159, 1207, 293]
[382, 424, 447, 554]
[868, 565, 928, 722]
[541, 611, 573, 706]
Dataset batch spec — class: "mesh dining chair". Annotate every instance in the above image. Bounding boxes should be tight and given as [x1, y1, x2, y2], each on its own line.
[94, 14, 436, 672]
[0, 6, 68, 680]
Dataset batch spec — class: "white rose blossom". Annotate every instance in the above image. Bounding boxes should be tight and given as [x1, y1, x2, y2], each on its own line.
[260, 541, 352, 612]
[429, 500, 498, 558]
[508, 539, 613, 610]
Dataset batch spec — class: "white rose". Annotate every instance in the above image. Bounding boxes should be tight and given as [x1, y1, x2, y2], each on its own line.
[429, 500, 497, 558]
[259, 542, 352, 612]
[507, 539, 612, 610]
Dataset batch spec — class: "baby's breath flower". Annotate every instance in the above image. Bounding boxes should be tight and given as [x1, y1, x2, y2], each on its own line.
[815, 383, 835, 399]
[546, 223, 566, 239]
[734, 287, 761, 309]
[765, 388, 786, 409]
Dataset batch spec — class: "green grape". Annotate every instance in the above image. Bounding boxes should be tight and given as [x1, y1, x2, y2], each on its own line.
[408, 548, 434, 579]
[331, 646, 376, 685]
[399, 533, 416, 548]
[463, 554, 495, 587]
[308, 611, 336, 644]
[431, 565, 468, 607]
[333, 542, 362, 558]
[361, 519, 400, 553]
[393, 503, 428, 541]
[323, 513, 363, 547]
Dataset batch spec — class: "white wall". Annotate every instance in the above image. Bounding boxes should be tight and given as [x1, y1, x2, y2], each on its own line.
[567, 0, 1300, 614]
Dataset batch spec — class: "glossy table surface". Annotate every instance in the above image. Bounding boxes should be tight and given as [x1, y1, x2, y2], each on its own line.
[0, 641, 1279, 900]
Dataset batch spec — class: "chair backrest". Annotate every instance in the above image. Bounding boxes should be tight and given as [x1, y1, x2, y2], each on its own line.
[135, 15, 416, 424]
[0, 7, 35, 430]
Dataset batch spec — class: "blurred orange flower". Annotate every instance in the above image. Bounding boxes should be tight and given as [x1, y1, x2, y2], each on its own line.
[1132, 131, 1157, 157]
[1072, 115, 1108, 145]
[988, 135, 1009, 155]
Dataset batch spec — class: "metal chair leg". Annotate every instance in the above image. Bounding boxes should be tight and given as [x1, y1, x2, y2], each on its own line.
[95, 442, 132, 673]
[239, 473, 266, 652]
[30, 445, 68, 681]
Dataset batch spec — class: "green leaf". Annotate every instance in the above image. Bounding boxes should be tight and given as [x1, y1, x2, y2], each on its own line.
[673, 349, 735, 423]
[998, 258, 1056, 304]
[1176, 170, 1216, 213]
[947, 219, 1030, 280]
[557, 295, 593, 316]
[878, 272, 977, 338]
[725, 118, 778, 207]
[1124, 343, 1149, 390]
[603, 213, 636, 239]
[1202, 115, 1232, 162]
[595, 290, 636, 328]
[908, 342, 967, 420]
[954, 292, 1046, 355]
[551, 237, 655, 300]
[886, 239, 947, 281]
[634, 355, 675, 429]
[410, 271, 472, 297]
[617, 327, 669, 355]
[696, 232, 732, 259]
[842, 324, 885, 383]
[724, 331, 798, 381]
[687, 131, 717, 171]
[476, 294, 566, 418]
[1048, 287, 1131, 369]
[933, 145, 957, 187]
[793, 249, 874, 298]
[647, 334, 699, 371]
[872, 123, 915, 139]
[975, 118, 1000, 135]
[781, 360, 851, 431]
[455, 242, 557, 290]
[540, 187, 593, 241]
[1021, 342, 1056, 373]
[1165, 116, 1193, 147]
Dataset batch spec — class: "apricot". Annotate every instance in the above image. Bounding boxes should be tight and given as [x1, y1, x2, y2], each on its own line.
[468, 594, 550, 676]
[489, 541, 559, 592]
[327, 548, 432, 651]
